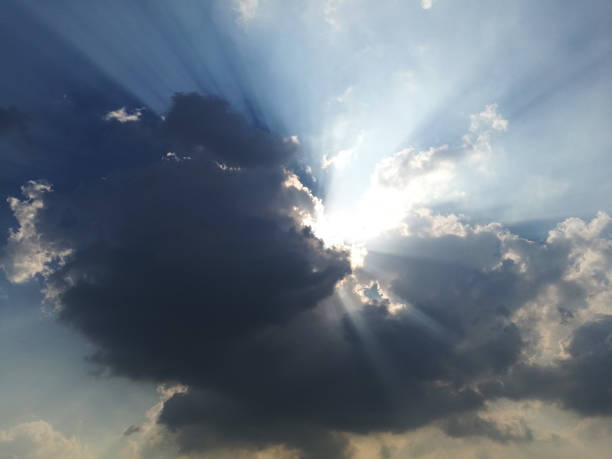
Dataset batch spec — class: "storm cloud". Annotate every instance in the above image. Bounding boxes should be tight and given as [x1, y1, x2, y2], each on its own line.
[2, 90, 612, 457]
[0, 31, 612, 458]
[2, 2, 612, 454]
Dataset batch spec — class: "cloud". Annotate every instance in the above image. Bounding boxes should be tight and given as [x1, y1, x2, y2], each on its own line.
[322, 147, 355, 170]
[463, 103, 508, 166]
[323, 0, 347, 29]
[116, 384, 190, 459]
[321, 133, 363, 170]
[123, 425, 141, 437]
[420, 0, 436, 10]
[373, 145, 452, 190]
[4, 92, 612, 457]
[103, 107, 143, 123]
[360, 209, 612, 424]
[325, 145, 456, 242]
[440, 412, 533, 444]
[1, 180, 71, 283]
[345, 401, 612, 459]
[469, 104, 508, 133]
[4, 93, 351, 457]
[0, 96, 164, 223]
[164, 93, 298, 168]
[316, 104, 507, 245]
[233, 0, 259, 24]
[163, 152, 191, 162]
[483, 315, 612, 417]
[0, 421, 93, 459]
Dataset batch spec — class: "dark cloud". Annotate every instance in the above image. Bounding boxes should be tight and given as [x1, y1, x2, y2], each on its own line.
[440, 413, 533, 444]
[160, 388, 352, 459]
[482, 315, 612, 416]
[0, 106, 32, 209]
[16, 92, 352, 456]
[363, 229, 543, 385]
[123, 424, 141, 436]
[164, 93, 297, 168]
[39, 94, 349, 362]
[0, 2, 154, 212]
[2, 2, 612, 457]
[156, 297, 483, 458]
[4, 89, 612, 456]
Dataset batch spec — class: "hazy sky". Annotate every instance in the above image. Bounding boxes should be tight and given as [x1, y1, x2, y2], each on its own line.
[1, 1, 612, 458]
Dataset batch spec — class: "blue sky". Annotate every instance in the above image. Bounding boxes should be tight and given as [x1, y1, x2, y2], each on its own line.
[1, 1, 612, 458]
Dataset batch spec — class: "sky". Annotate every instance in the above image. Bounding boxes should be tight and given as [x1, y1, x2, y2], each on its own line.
[1, 1, 612, 458]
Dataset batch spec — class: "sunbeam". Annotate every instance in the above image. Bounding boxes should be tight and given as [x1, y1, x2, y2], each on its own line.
[2, 1, 612, 458]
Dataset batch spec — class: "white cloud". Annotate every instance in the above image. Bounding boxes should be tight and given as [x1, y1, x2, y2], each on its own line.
[312, 144, 463, 252]
[463, 103, 508, 166]
[117, 385, 190, 459]
[374, 145, 452, 189]
[0, 421, 93, 459]
[384, 208, 612, 367]
[513, 211, 612, 363]
[163, 152, 191, 162]
[321, 133, 363, 170]
[323, 0, 346, 29]
[322, 147, 355, 170]
[283, 135, 300, 146]
[312, 105, 510, 253]
[1, 181, 71, 284]
[233, 0, 259, 24]
[356, 145, 457, 237]
[103, 107, 143, 123]
[420, 0, 436, 10]
[469, 103, 508, 133]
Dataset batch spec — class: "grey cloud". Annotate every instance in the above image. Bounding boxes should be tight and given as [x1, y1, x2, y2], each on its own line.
[123, 424, 141, 436]
[5, 91, 612, 456]
[12, 93, 351, 457]
[164, 93, 297, 168]
[354, 211, 612, 437]
[484, 316, 612, 416]
[160, 389, 352, 459]
[441, 413, 533, 444]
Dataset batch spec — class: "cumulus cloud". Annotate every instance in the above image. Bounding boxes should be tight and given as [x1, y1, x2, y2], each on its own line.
[4, 92, 612, 457]
[0, 421, 93, 459]
[164, 93, 298, 167]
[373, 145, 453, 190]
[103, 107, 143, 123]
[326, 145, 457, 242]
[366, 209, 612, 421]
[3, 93, 351, 457]
[318, 104, 507, 245]
[1, 180, 71, 283]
